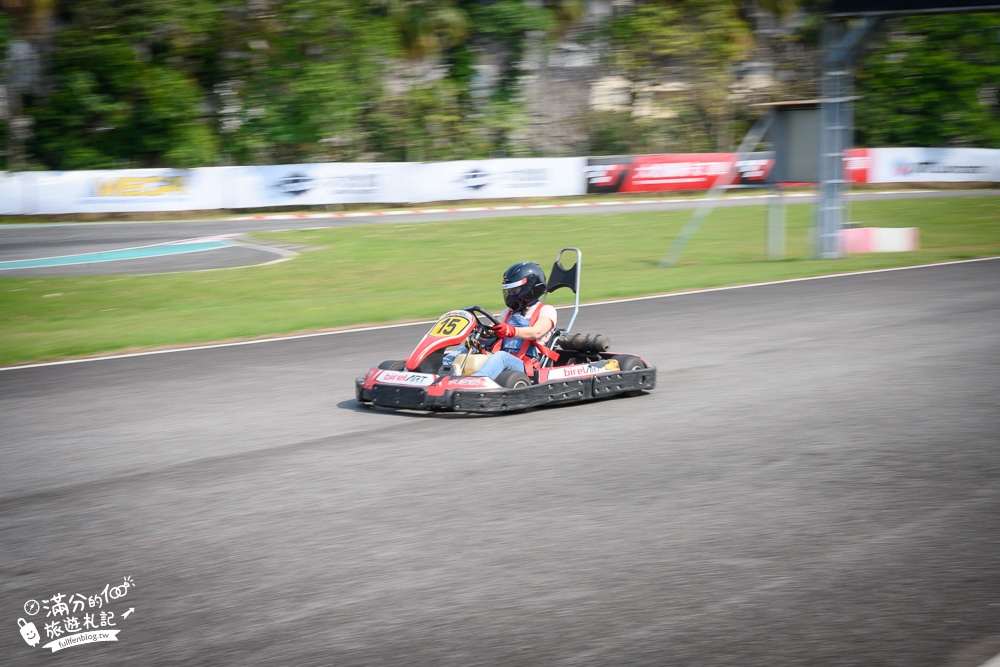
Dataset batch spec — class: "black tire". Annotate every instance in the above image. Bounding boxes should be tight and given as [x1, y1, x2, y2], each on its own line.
[495, 370, 531, 389]
[611, 354, 647, 371]
[612, 354, 648, 397]
[377, 360, 406, 371]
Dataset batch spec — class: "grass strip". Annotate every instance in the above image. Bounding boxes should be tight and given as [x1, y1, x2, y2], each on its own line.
[0, 197, 997, 367]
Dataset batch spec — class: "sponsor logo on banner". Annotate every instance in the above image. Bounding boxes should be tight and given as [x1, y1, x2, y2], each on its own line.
[269, 170, 384, 200]
[892, 159, 988, 177]
[502, 168, 549, 188]
[632, 158, 732, 185]
[459, 167, 550, 192]
[734, 157, 772, 183]
[328, 173, 379, 195]
[84, 174, 188, 201]
[872, 148, 998, 183]
[460, 169, 491, 190]
[586, 162, 629, 193]
[272, 172, 313, 197]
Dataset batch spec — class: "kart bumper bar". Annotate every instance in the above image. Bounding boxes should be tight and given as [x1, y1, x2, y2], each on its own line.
[357, 367, 656, 413]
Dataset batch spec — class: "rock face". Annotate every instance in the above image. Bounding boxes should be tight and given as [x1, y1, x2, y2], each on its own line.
[515, 37, 603, 156]
[503, 3, 802, 157]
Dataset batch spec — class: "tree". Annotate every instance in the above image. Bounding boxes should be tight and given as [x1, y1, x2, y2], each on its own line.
[28, 26, 217, 168]
[856, 13, 1000, 149]
[603, 0, 753, 153]
[373, 0, 469, 60]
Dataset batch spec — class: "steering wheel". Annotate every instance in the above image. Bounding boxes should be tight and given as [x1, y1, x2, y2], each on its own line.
[463, 305, 500, 331]
[461, 306, 500, 353]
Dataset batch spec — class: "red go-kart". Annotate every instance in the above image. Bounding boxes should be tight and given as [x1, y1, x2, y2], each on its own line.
[355, 248, 656, 413]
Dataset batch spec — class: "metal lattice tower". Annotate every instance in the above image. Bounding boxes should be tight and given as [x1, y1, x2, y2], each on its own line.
[816, 17, 880, 259]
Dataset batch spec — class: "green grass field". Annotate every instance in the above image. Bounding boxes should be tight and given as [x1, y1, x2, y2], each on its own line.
[1, 196, 997, 366]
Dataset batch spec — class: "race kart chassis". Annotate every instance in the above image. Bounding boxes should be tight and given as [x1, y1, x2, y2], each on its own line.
[355, 248, 656, 413]
[357, 355, 656, 413]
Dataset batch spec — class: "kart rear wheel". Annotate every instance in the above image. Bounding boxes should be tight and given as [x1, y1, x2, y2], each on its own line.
[378, 360, 406, 371]
[495, 370, 531, 389]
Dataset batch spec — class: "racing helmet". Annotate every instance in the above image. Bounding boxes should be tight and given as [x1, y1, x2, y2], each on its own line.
[501, 261, 547, 311]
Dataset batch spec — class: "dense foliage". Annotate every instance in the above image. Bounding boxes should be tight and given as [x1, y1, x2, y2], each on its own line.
[856, 13, 1000, 149]
[2, 1, 998, 170]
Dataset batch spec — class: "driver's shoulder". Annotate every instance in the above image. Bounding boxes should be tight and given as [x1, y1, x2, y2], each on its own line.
[536, 302, 557, 323]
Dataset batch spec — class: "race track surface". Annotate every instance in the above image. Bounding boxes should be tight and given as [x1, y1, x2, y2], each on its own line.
[2, 259, 999, 666]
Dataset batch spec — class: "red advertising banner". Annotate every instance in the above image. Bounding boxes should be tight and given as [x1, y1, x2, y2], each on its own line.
[587, 153, 772, 193]
[844, 148, 871, 184]
[587, 150, 871, 194]
[626, 153, 760, 192]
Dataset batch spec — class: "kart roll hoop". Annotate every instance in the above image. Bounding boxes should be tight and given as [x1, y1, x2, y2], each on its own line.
[544, 247, 582, 333]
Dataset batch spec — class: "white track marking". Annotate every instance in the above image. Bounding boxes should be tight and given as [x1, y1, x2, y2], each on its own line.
[1, 256, 996, 371]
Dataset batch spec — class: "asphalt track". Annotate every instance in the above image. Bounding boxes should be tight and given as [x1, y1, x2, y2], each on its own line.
[1, 189, 997, 277]
[3, 259, 999, 666]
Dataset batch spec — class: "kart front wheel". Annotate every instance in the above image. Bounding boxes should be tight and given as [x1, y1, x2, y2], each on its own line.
[378, 360, 406, 371]
[496, 370, 531, 389]
[611, 354, 647, 371]
[611, 354, 648, 397]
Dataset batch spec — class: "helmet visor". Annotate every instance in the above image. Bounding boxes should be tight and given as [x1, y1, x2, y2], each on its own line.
[502, 278, 528, 290]
[502, 277, 528, 303]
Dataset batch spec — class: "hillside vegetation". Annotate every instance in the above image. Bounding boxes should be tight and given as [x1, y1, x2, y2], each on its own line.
[1, 2, 997, 170]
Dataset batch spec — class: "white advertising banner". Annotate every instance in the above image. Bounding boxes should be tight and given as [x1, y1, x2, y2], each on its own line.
[227, 162, 413, 208]
[870, 147, 1000, 184]
[32, 168, 227, 214]
[410, 158, 586, 203]
[0, 172, 22, 214]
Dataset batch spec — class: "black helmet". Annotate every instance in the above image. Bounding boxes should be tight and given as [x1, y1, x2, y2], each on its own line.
[501, 262, 547, 311]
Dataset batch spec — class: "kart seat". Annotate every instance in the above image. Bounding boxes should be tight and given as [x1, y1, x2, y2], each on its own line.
[538, 248, 582, 369]
[546, 255, 578, 297]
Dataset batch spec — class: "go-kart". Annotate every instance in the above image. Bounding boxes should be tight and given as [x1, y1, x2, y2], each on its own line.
[355, 248, 656, 413]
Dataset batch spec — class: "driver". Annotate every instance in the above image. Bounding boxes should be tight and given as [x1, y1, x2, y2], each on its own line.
[442, 261, 557, 380]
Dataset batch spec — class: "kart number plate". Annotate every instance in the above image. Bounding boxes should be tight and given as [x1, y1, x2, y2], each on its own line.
[429, 314, 472, 337]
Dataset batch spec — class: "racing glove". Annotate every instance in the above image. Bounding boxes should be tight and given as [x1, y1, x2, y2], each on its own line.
[492, 323, 517, 339]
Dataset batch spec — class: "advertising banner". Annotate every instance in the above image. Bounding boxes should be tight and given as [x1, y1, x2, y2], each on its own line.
[869, 147, 1000, 184]
[410, 158, 586, 203]
[32, 168, 227, 214]
[844, 148, 871, 184]
[226, 162, 414, 208]
[588, 150, 873, 193]
[0, 172, 22, 214]
[586, 153, 773, 193]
